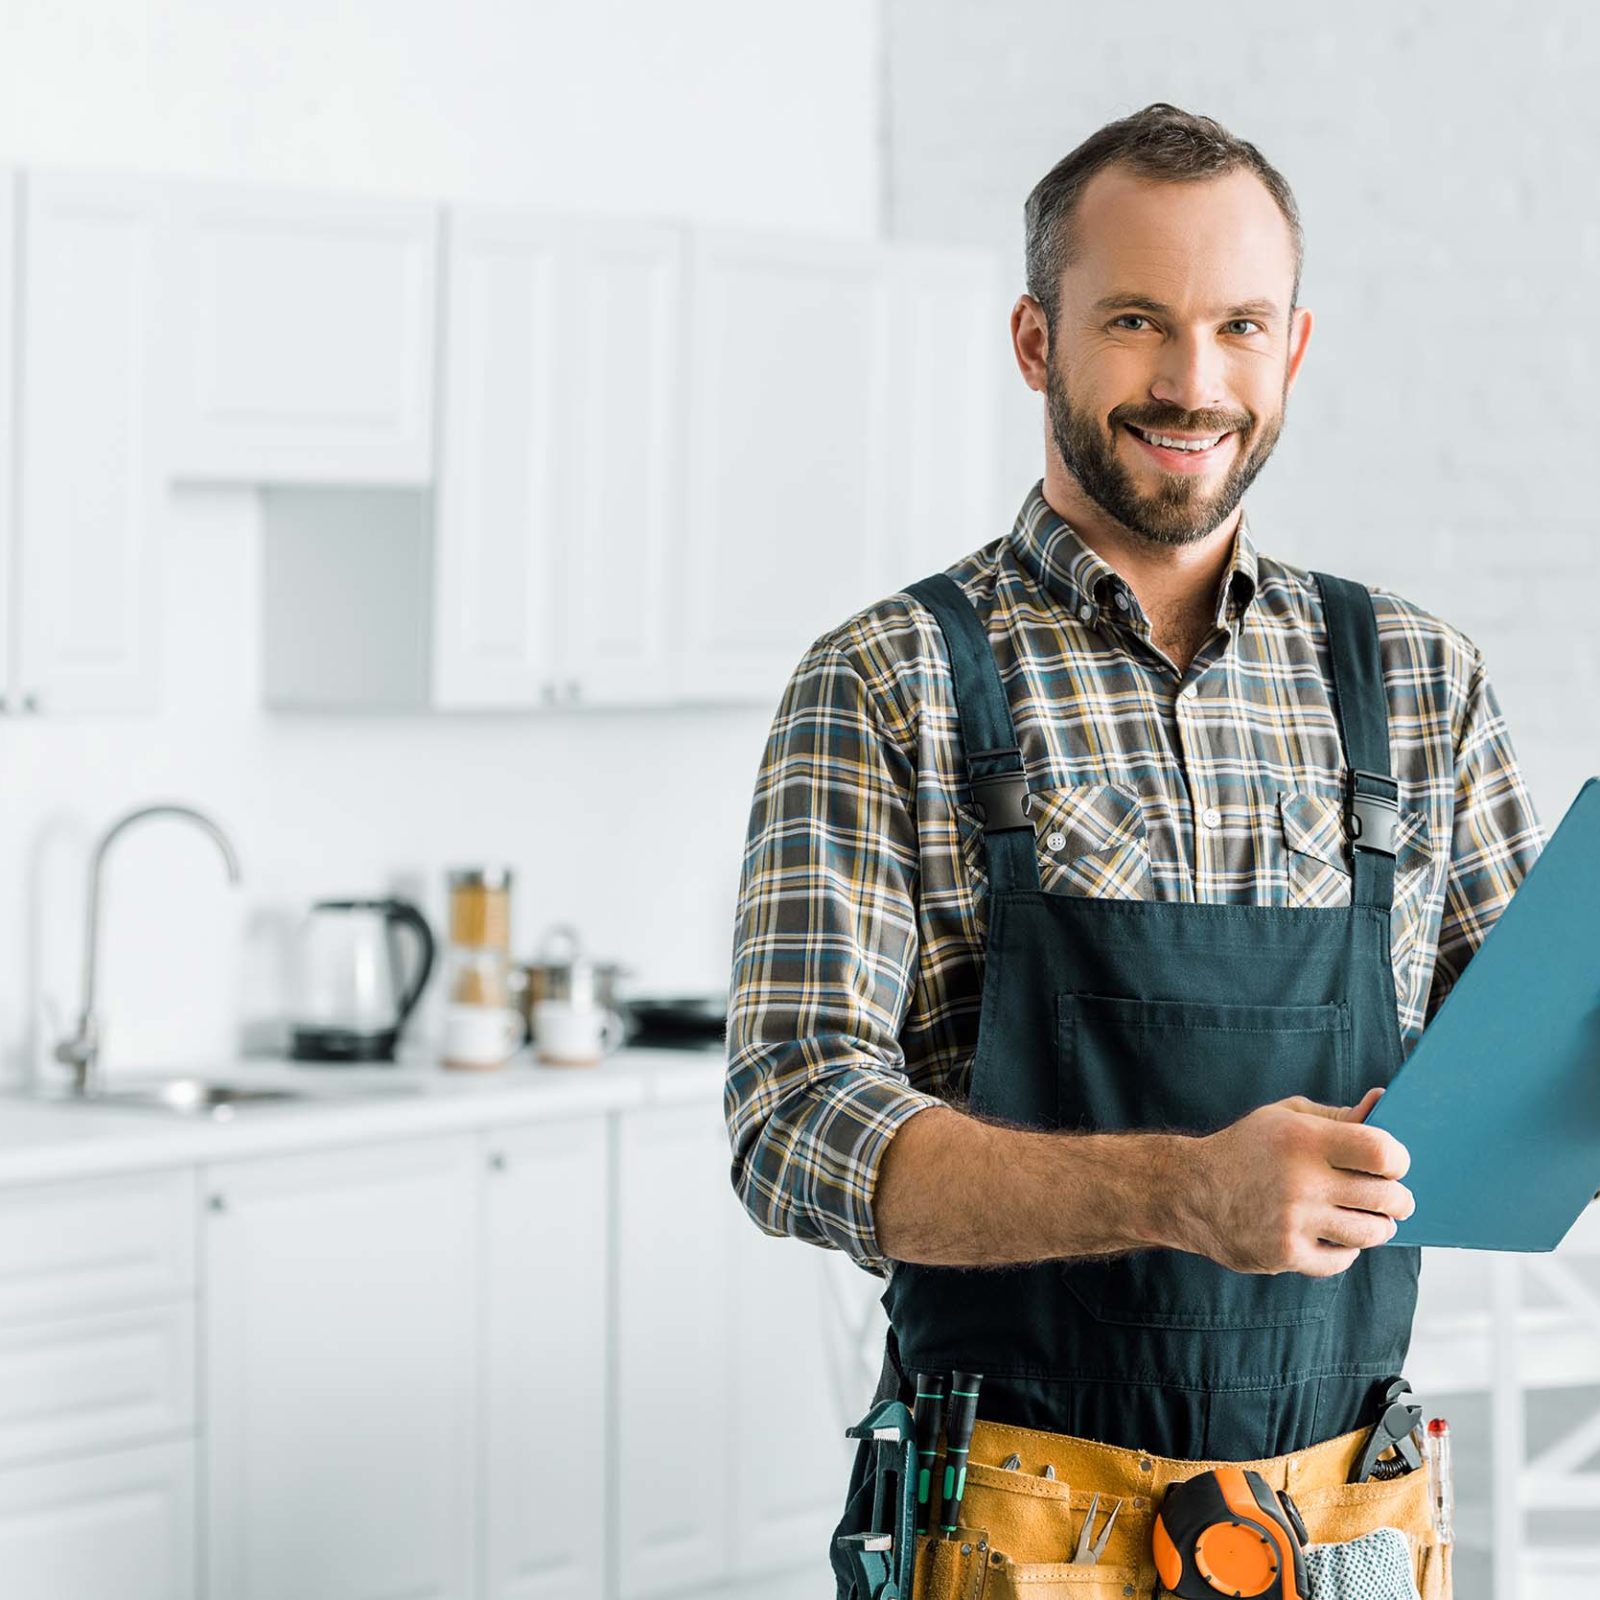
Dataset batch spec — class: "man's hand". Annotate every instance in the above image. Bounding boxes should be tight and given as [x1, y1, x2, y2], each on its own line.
[1174, 1087, 1415, 1278]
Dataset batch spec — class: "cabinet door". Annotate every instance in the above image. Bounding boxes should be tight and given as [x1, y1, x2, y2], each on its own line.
[558, 219, 685, 707]
[0, 171, 14, 711]
[481, 1118, 609, 1600]
[432, 209, 563, 707]
[886, 246, 1005, 582]
[15, 172, 164, 713]
[0, 1439, 195, 1600]
[729, 1230, 858, 1580]
[203, 1137, 477, 1600]
[164, 180, 437, 484]
[680, 230, 894, 705]
[615, 1101, 734, 1598]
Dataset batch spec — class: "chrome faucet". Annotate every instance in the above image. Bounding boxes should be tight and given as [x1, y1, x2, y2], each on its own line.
[53, 803, 243, 1097]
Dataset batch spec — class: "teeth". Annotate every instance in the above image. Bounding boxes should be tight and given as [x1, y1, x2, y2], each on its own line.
[1133, 426, 1225, 452]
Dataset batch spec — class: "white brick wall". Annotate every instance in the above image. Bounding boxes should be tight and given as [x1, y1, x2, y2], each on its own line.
[882, 0, 1600, 835]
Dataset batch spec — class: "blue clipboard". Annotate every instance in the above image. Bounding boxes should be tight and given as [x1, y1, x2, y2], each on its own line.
[1368, 776, 1600, 1251]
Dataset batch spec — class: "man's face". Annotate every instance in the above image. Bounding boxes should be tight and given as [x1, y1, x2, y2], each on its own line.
[1043, 166, 1307, 546]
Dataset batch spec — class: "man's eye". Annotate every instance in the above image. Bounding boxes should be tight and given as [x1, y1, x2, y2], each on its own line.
[1224, 319, 1264, 336]
[1111, 315, 1151, 331]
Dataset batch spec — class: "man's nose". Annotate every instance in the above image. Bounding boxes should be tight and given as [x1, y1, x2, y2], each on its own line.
[1148, 331, 1230, 416]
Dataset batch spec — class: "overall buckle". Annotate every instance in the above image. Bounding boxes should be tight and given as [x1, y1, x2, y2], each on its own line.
[1346, 768, 1400, 858]
[967, 747, 1033, 833]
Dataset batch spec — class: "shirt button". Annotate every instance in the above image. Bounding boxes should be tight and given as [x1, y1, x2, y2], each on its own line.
[1202, 807, 1222, 829]
[1077, 603, 1094, 622]
[1046, 831, 1067, 852]
[1113, 591, 1130, 611]
[1181, 682, 1199, 699]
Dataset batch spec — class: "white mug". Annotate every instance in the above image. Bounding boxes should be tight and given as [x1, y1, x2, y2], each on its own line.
[534, 999, 625, 1066]
[441, 1003, 525, 1070]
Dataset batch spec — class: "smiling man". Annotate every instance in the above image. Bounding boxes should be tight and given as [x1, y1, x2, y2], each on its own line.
[727, 104, 1541, 1600]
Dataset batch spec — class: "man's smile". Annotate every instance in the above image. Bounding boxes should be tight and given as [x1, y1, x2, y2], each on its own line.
[1122, 421, 1238, 474]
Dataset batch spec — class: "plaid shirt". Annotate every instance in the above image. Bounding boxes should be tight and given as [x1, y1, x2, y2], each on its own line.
[726, 481, 1547, 1275]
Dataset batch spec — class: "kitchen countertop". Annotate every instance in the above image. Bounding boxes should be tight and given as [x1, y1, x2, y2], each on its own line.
[0, 1045, 726, 1188]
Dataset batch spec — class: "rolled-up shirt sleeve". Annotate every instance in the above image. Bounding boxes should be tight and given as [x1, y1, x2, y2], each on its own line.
[1425, 648, 1547, 1024]
[725, 639, 944, 1274]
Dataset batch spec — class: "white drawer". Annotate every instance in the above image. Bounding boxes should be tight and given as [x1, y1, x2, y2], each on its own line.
[0, 1302, 196, 1468]
[0, 1437, 196, 1600]
[0, 1169, 196, 1324]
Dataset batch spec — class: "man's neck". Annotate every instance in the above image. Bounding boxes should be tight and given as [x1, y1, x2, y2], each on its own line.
[1040, 459, 1242, 638]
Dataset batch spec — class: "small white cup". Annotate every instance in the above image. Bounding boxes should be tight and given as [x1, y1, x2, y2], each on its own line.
[534, 999, 625, 1067]
[441, 1003, 525, 1071]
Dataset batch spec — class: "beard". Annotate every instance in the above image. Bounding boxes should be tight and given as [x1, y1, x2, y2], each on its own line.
[1046, 354, 1288, 548]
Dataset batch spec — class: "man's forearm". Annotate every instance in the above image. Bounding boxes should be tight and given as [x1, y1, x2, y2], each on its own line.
[872, 1103, 1199, 1267]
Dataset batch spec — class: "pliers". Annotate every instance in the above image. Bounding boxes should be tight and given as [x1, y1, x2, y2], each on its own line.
[1072, 1492, 1122, 1565]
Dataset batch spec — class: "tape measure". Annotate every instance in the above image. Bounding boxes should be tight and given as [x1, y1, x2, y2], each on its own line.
[1152, 1466, 1309, 1600]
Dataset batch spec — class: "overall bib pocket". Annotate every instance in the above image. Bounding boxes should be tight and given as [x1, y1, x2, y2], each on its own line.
[1056, 993, 1353, 1328]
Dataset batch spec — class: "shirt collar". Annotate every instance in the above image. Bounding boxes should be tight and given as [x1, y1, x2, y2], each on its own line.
[1007, 479, 1260, 634]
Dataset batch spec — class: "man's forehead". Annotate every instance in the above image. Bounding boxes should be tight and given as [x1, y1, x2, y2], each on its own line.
[1063, 165, 1296, 314]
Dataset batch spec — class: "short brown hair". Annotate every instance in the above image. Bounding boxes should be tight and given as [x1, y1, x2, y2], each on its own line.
[1024, 102, 1303, 334]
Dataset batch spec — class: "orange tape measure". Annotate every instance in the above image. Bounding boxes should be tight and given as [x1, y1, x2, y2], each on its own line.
[1152, 1466, 1309, 1599]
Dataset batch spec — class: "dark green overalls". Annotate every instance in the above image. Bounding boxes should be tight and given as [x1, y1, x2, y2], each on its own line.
[831, 567, 1420, 1595]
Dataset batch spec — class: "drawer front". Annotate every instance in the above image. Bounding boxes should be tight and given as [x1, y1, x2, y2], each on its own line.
[0, 1169, 196, 1324]
[0, 1437, 196, 1600]
[0, 1302, 196, 1468]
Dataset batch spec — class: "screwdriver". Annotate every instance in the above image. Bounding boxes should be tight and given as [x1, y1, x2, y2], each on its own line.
[938, 1371, 983, 1538]
[911, 1372, 948, 1536]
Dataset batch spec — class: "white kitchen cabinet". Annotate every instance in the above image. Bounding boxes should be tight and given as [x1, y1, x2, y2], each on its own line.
[164, 179, 437, 484]
[679, 229, 895, 705]
[729, 1229, 853, 1580]
[434, 211, 685, 710]
[481, 1116, 610, 1600]
[0, 1166, 195, 1324]
[885, 245, 1006, 580]
[0, 1439, 196, 1600]
[614, 1100, 735, 1599]
[0, 171, 14, 714]
[203, 1136, 478, 1600]
[11, 172, 165, 714]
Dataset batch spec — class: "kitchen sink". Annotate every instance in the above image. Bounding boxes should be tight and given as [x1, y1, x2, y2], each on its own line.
[22, 1074, 426, 1119]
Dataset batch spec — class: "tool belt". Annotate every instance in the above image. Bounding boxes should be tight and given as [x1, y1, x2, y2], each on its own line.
[907, 1417, 1449, 1600]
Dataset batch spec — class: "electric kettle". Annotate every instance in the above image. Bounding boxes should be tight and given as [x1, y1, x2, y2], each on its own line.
[289, 897, 436, 1062]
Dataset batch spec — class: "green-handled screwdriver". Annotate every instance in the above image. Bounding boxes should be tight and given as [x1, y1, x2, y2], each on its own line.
[938, 1371, 983, 1538]
[910, 1372, 948, 1535]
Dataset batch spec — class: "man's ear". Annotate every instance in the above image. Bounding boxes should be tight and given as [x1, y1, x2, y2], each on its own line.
[1284, 305, 1314, 395]
[1011, 293, 1051, 393]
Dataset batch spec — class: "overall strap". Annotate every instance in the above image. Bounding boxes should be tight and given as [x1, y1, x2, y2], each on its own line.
[1311, 572, 1398, 912]
[904, 573, 1041, 894]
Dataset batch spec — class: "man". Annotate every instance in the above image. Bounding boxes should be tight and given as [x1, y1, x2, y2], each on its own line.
[726, 103, 1543, 1600]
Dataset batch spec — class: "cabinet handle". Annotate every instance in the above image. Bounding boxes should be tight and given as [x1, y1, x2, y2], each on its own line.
[487, 1151, 506, 1172]
[21, 691, 39, 715]
[208, 1193, 227, 1213]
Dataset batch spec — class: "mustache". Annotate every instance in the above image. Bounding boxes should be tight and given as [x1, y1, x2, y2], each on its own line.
[1112, 406, 1253, 436]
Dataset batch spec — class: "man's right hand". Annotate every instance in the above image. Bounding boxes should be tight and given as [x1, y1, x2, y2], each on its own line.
[1175, 1087, 1416, 1278]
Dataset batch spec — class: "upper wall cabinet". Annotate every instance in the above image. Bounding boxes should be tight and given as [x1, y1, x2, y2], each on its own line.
[11, 172, 165, 714]
[432, 211, 685, 709]
[0, 172, 15, 713]
[679, 230, 893, 704]
[163, 181, 438, 485]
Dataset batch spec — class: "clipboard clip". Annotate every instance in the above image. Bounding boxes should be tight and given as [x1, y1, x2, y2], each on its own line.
[1346, 767, 1400, 859]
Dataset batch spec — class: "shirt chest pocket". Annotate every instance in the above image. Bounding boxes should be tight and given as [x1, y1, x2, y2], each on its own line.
[1029, 782, 1155, 901]
[958, 781, 1156, 903]
[1279, 788, 1438, 992]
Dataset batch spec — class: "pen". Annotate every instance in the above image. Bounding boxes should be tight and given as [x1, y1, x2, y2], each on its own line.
[911, 1372, 948, 1536]
[1424, 1417, 1454, 1545]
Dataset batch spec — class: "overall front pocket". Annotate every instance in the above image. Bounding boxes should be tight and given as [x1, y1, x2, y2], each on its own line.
[1056, 992, 1353, 1329]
